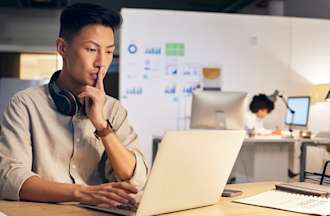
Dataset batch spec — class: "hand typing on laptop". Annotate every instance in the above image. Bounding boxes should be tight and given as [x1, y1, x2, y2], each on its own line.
[74, 181, 138, 208]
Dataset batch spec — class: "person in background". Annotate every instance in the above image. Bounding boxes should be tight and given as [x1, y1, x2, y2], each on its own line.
[0, 3, 148, 208]
[245, 94, 281, 137]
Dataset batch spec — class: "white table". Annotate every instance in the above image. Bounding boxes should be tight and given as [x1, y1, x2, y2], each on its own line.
[232, 137, 295, 183]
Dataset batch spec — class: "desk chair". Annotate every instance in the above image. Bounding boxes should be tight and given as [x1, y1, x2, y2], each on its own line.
[304, 160, 330, 185]
[320, 160, 330, 185]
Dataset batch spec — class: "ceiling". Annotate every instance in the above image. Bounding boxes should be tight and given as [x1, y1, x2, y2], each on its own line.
[0, 0, 264, 13]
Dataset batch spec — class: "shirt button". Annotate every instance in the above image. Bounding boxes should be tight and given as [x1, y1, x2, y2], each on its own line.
[72, 164, 76, 169]
[76, 138, 80, 143]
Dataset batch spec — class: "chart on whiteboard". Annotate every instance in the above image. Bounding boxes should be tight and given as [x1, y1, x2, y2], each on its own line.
[120, 39, 207, 162]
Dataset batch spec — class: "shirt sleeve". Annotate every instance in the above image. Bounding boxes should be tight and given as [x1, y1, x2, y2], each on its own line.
[104, 101, 149, 190]
[0, 95, 38, 200]
[245, 113, 272, 136]
[254, 126, 272, 136]
[244, 113, 255, 131]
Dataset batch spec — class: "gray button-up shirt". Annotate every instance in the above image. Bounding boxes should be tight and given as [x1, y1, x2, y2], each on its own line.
[0, 84, 148, 200]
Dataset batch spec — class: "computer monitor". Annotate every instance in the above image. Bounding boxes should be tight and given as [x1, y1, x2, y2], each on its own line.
[285, 96, 310, 127]
[190, 90, 247, 129]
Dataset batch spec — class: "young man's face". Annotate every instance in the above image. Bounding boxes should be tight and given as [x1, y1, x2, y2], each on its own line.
[61, 24, 115, 87]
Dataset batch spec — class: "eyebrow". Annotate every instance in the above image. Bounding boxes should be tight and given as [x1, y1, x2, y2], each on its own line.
[84, 40, 115, 48]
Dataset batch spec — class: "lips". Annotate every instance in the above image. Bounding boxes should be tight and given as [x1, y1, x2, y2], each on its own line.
[90, 73, 98, 80]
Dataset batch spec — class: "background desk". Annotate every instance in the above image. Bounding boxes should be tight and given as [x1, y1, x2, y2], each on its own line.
[234, 137, 294, 183]
[0, 182, 305, 216]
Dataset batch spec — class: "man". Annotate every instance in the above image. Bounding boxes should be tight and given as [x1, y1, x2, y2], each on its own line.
[0, 3, 148, 208]
[245, 94, 281, 136]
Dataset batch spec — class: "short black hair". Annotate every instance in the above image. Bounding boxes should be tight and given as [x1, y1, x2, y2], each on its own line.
[249, 94, 274, 113]
[59, 3, 122, 41]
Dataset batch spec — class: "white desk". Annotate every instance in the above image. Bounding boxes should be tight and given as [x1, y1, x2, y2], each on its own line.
[232, 137, 295, 183]
[236, 136, 330, 183]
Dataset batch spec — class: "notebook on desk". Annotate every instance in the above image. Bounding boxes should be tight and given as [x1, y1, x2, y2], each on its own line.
[80, 130, 245, 216]
[234, 188, 330, 215]
[275, 182, 330, 198]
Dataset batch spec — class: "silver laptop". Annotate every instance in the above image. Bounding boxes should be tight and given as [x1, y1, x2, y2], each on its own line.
[80, 130, 245, 216]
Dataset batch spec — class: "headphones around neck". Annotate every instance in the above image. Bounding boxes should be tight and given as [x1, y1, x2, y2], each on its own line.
[48, 70, 80, 116]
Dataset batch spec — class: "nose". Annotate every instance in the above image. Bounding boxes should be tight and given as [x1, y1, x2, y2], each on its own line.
[95, 52, 105, 70]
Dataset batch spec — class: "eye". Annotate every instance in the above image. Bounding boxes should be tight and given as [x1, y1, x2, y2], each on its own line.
[86, 48, 97, 52]
[106, 50, 113, 55]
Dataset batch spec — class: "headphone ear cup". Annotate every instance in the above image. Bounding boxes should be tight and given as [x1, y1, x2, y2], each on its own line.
[59, 90, 79, 116]
[48, 71, 79, 116]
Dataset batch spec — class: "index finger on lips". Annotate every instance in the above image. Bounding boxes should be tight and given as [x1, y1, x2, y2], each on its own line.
[96, 71, 105, 91]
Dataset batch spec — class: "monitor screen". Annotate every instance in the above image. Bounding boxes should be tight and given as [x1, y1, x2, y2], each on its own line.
[190, 90, 247, 130]
[285, 96, 310, 127]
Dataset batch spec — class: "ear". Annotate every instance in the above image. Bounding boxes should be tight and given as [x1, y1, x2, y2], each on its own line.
[56, 37, 67, 57]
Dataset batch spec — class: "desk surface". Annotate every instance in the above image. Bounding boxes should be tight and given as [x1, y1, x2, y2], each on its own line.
[245, 136, 330, 143]
[0, 182, 305, 216]
[244, 136, 294, 143]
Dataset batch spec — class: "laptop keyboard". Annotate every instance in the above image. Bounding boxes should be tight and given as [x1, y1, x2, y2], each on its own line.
[117, 203, 138, 211]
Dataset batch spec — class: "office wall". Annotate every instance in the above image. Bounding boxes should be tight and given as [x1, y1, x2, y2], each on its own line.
[0, 8, 120, 54]
[291, 18, 330, 85]
[0, 9, 60, 52]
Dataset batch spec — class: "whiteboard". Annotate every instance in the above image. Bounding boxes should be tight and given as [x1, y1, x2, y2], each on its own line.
[119, 9, 313, 165]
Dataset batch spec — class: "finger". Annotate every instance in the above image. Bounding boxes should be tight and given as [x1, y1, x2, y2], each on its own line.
[85, 185, 135, 204]
[77, 90, 98, 102]
[95, 190, 130, 204]
[77, 93, 85, 104]
[96, 71, 105, 91]
[112, 182, 138, 193]
[76, 93, 90, 110]
[78, 190, 102, 205]
[77, 193, 96, 205]
[84, 97, 89, 113]
[111, 182, 138, 194]
[79, 86, 99, 95]
[106, 188, 136, 204]
[85, 85, 104, 97]
[100, 186, 135, 201]
[81, 190, 122, 207]
[91, 194, 122, 207]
